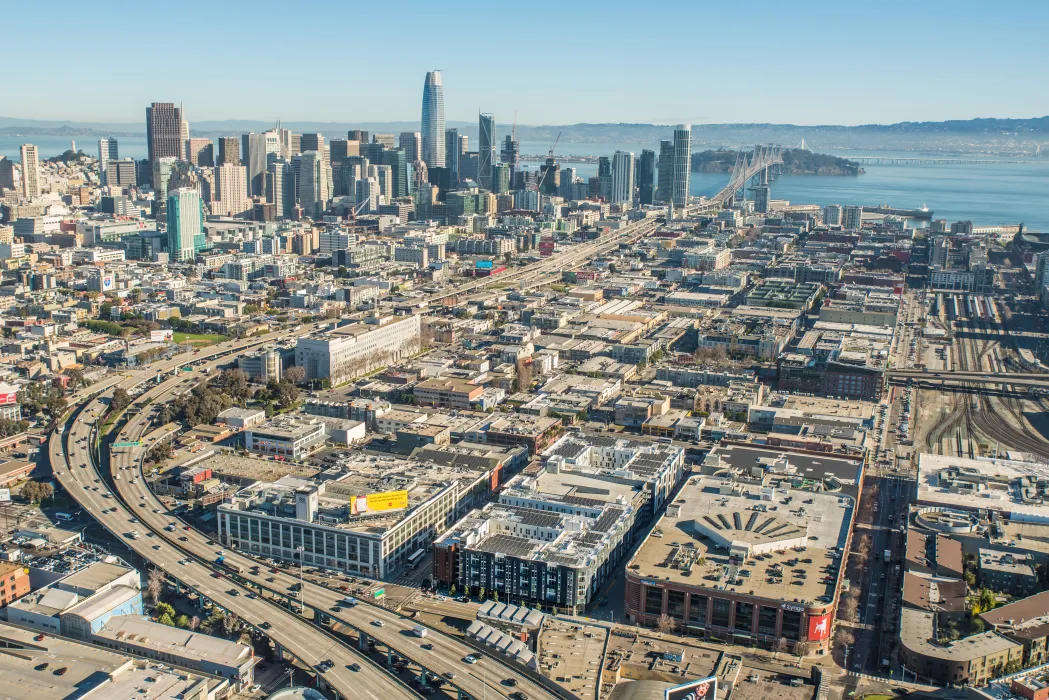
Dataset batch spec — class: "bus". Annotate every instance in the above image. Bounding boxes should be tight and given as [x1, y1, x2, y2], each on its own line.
[55, 512, 76, 522]
[407, 549, 425, 568]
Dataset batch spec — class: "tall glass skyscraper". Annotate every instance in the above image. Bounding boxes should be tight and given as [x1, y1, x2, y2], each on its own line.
[421, 71, 445, 170]
[97, 138, 118, 175]
[167, 188, 204, 262]
[671, 124, 692, 208]
[638, 149, 656, 205]
[146, 102, 183, 164]
[478, 113, 496, 191]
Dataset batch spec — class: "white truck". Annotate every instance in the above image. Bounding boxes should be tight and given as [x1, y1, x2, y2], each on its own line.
[412, 624, 428, 638]
[884, 549, 892, 561]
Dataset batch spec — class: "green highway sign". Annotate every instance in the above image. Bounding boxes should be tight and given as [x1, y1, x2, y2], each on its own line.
[112, 441, 141, 448]
[373, 588, 385, 599]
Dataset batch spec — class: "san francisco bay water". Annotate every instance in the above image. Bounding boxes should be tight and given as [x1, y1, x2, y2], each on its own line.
[4, 135, 1047, 230]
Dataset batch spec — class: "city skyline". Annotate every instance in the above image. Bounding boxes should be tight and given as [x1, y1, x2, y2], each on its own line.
[4, 0, 1048, 127]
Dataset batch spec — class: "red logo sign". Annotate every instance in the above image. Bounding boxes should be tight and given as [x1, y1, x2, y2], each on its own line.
[808, 613, 831, 641]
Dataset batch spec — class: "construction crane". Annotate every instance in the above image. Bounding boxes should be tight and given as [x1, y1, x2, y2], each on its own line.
[347, 198, 370, 223]
[534, 131, 561, 195]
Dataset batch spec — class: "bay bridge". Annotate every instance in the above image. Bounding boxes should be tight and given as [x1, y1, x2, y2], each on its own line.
[689, 144, 784, 214]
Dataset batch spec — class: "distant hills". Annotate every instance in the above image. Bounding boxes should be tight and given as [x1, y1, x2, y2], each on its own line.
[2, 116, 1047, 153]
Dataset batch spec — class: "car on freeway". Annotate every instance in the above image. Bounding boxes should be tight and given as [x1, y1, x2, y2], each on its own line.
[463, 655, 479, 664]
[371, 619, 385, 627]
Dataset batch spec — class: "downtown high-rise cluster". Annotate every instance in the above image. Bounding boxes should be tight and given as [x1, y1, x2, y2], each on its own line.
[2, 69, 694, 263]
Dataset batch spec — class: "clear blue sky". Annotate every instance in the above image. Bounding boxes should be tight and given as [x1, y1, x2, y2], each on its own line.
[7, 0, 1048, 126]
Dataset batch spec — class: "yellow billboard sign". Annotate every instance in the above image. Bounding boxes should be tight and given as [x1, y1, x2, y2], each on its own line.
[366, 490, 409, 512]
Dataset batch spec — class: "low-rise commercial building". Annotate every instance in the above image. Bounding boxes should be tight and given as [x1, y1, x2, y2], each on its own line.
[245, 416, 327, 459]
[93, 615, 256, 689]
[219, 455, 496, 579]
[623, 474, 851, 655]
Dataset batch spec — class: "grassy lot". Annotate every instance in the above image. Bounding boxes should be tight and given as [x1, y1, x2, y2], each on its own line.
[173, 332, 229, 347]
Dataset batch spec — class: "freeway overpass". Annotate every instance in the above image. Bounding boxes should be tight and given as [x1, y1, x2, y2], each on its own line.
[57, 338, 564, 699]
[886, 369, 1049, 389]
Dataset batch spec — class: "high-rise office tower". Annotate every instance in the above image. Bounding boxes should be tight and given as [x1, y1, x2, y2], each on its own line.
[559, 167, 577, 200]
[300, 133, 324, 153]
[500, 134, 519, 187]
[347, 130, 369, 144]
[98, 138, 118, 174]
[657, 140, 674, 204]
[330, 139, 359, 165]
[213, 163, 250, 217]
[152, 156, 177, 222]
[167, 188, 204, 262]
[373, 133, 396, 149]
[146, 103, 183, 164]
[185, 138, 213, 167]
[490, 163, 511, 194]
[539, 157, 560, 195]
[355, 177, 379, 213]
[180, 109, 190, 156]
[478, 113, 496, 191]
[335, 159, 365, 198]
[275, 126, 294, 159]
[638, 149, 656, 206]
[299, 151, 332, 218]
[360, 142, 384, 164]
[265, 158, 295, 219]
[399, 132, 421, 163]
[671, 124, 692, 208]
[217, 137, 240, 166]
[374, 164, 393, 204]
[596, 156, 613, 200]
[19, 144, 40, 199]
[242, 132, 281, 197]
[381, 149, 408, 199]
[421, 70, 445, 169]
[444, 129, 462, 184]
[752, 184, 770, 214]
[0, 157, 16, 191]
[106, 160, 137, 188]
[611, 150, 635, 205]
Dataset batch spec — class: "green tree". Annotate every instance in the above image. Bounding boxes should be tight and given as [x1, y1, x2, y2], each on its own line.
[0, 418, 29, 437]
[158, 613, 175, 626]
[21, 480, 54, 504]
[176, 614, 190, 628]
[284, 366, 306, 385]
[449, 584, 456, 597]
[65, 367, 85, 390]
[111, 388, 131, 412]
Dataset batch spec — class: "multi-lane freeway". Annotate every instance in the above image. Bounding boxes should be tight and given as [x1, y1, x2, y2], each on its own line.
[53, 396, 417, 699]
[47, 213, 674, 699]
[58, 345, 561, 699]
[47, 226, 687, 697]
